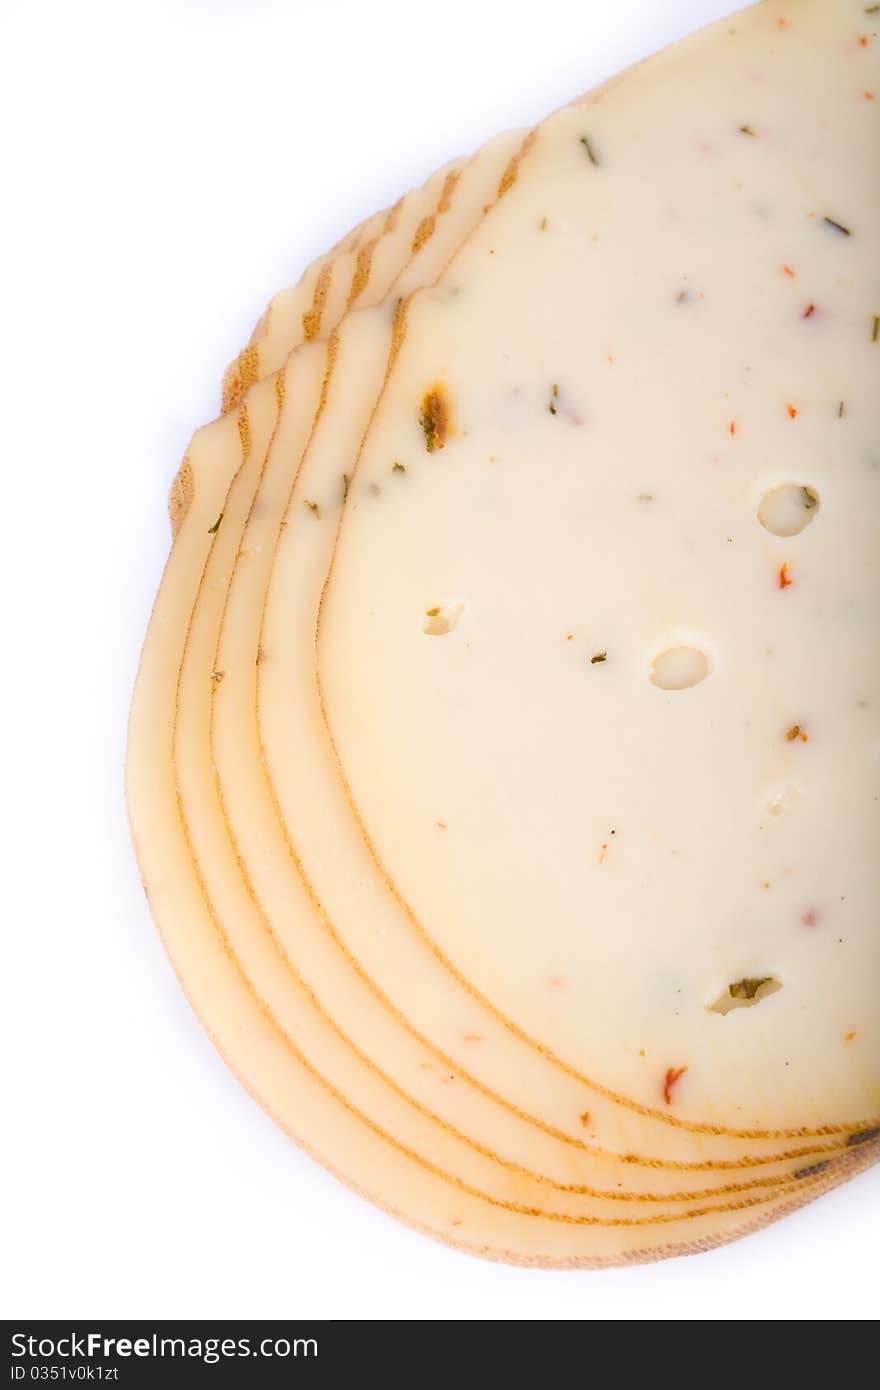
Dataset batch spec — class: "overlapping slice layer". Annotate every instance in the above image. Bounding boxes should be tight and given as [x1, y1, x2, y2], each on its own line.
[130, 0, 880, 1265]
[220, 155, 467, 413]
[316, 0, 880, 1140]
[131, 341, 877, 1266]
[189, 111, 849, 1174]
[234, 309, 863, 1184]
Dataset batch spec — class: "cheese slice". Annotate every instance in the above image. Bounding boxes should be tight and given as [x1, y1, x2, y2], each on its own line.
[220, 156, 467, 413]
[148, 150, 837, 1209]
[219, 199, 393, 414]
[317, 0, 880, 1142]
[245, 309, 863, 1191]
[128, 0, 880, 1264]
[187, 119, 837, 1177]
[132, 366, 878, 1261]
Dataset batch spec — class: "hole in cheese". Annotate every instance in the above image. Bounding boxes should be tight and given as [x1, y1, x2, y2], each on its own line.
[709, 977, 783, 1015]
[757, 483, 820, 537]
[423, 602, 465, 636]
[649, 645, 710, 691]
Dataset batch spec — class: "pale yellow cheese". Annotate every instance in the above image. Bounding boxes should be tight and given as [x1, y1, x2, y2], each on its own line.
[244, 310, 862, 1189]
[219, 201, 390, 413]
[204, 125, 841, 1175]
[317, 0, 880, 1136]
[132, 351, 876, 1264]
[220, 155, 468, 412]
[128, 0, 880, 1265]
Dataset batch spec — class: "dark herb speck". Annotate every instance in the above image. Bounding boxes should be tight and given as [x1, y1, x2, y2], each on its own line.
[579, 135, 600, 166]
[846, 1128, 880, 1148]
[793, 1161, 830, 1180]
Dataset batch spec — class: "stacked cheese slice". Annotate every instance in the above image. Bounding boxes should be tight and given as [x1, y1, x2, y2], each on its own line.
[128, 0, 880, 1267]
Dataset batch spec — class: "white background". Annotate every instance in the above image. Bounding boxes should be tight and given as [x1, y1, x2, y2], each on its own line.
[2, 0, 877, 1321]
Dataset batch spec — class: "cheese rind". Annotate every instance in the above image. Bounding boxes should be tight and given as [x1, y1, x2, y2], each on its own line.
[220, 155, 469, 413]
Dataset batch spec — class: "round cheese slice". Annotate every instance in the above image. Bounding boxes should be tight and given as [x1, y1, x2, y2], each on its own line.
[316, 0, 880, 1139]
[129, 0, 880, 1263]
[199, 120, 849, 1175]
[132, 376, 877, 1259]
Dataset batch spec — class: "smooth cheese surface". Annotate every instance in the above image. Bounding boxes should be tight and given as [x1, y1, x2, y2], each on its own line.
[252, 124, 851, 1160]
[318, 0, 880, 1130]
[197, 135, 820, 1177]
[129, 332, 876, 1265]
[146, 115, 843, 1215]
[127, 0, 880, 1266]
[252, 310, 845, 1185]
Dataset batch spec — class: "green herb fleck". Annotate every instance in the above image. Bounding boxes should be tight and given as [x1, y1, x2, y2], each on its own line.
[865, 4, 879, 12]
[342, 473, 350, 501]
[728, 977, 773, 1000]
[305, 499, 320, 518]
[548, 383, 559, 416]
[738, 124, 756, 136]
[579, 135, 600, 166]
[823, 216, 851, 237]
[872, 314, 879, 343]
[802, 486, 819, 510]
[392, 461, 406, 474]
[539, 216, 549, 230]
[590, 651, 607, 665]
[207, 512, 223, 535]
[838, 400, 845, 419]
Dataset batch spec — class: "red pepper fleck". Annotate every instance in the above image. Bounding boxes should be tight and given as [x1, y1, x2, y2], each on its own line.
[598, 841, 609, 864]
[783, 264, 796, 278]
[548, 976, 565, 989]
[786, 723, 809, 742]
[845, 1031, 857, 1042]
[858, 34, 869, 47]
[663, 1066, 687, 1106]
[802, 909, 818, 927]
[786, 403, 799, 418]
[579, 1111, 591, 1127]
[865, 91, 876, 100]
[729, 420, 737, 435]
[779, 562, 793, 589]
[802, 303, 816, 318]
